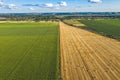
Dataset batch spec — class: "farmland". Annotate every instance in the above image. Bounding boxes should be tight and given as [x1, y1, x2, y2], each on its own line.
[60, 22, 120, 80]
[63, 19, 120, 40]
[0, 20, 120, 80]
[0, 22, 59, 80]
[63, 19, 85, 27]
[80, 20, 120, 39]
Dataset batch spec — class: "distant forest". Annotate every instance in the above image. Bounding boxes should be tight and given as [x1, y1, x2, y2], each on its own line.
[0, 12, 120, 21]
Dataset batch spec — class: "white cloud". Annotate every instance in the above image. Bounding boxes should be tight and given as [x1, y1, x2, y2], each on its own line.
[89, 0, 102, 3]
[29, 7, 35, 10]
[0, 1, 4, 7]
[58, 1, 67, 7]
[7, 4, 16, 9]
[21, 1, 68, 10]
[42, 3, 54, 8]
[42, 1, 67, 9]
[0, 0, 16, 10]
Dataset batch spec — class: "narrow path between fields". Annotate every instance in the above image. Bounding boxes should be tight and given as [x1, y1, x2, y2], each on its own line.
[60, 22, 120, 80]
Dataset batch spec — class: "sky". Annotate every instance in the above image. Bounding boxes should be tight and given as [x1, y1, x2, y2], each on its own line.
[0, 0, 120, 13]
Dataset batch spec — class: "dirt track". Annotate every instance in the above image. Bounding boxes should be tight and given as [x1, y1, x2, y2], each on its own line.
[60, 22, 120, 80]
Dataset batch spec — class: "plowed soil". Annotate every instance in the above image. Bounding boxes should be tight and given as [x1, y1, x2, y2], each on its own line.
[60, 22, 120, 80]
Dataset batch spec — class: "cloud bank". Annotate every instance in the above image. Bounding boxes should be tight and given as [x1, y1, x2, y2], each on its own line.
[23, 1, 67, 10]
[0, 0, 104, 12]
[0, 0, 16, 10]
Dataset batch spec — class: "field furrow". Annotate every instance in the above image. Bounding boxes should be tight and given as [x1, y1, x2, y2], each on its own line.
[60, 22, 120, 80]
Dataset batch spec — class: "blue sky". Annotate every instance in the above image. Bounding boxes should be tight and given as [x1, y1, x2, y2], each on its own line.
[0, 0, 120, 13]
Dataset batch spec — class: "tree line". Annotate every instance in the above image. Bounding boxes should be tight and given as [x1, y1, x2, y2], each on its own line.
[0, 13, 120, 21]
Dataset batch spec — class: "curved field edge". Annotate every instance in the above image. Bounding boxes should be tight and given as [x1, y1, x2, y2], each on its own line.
[63, 19, 120, 41]
[0, 22, 60, 80]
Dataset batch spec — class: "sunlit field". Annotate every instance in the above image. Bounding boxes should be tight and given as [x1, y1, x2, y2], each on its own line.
[0, 22, 59, 80]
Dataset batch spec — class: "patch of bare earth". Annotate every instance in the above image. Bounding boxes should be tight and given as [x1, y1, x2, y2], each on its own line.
[60, 22, 120, 80]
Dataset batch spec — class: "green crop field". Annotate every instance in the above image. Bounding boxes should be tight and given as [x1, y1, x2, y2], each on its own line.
[0, 22, 59, 80]
[80, 20, 120, 39]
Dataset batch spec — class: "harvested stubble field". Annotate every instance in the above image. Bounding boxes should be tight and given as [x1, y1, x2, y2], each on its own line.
[60, 22, 120, 80]
[0, 22, 59, 80]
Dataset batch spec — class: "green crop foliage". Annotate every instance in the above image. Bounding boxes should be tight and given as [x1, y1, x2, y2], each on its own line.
[80, 20, 120, 39]
[0, 22, 59, 80]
